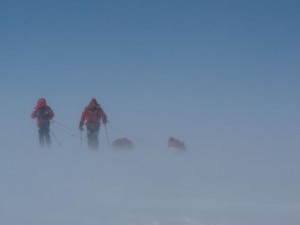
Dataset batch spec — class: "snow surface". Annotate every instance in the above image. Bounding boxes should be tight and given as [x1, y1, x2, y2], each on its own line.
[1, 139, 299, 225]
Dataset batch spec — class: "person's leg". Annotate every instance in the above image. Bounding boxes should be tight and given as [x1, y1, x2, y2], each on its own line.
[87, 126, 99, 149]
[44, 126, 51, 147]
[38, 127, 45, 147]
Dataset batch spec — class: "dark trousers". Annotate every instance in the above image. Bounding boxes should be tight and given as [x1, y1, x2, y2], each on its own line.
[86, 124, 100, 149]
[38, 126, 51, 147]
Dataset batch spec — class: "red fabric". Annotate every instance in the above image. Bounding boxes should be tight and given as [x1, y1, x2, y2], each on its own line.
[31, 105, 54, 127]
[80, 102, 107, 126]
[89, 98, 97, 106]
[37, 98, 46, 107]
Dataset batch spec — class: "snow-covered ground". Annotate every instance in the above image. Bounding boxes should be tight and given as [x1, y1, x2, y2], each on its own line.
[1, 139, 299, 225]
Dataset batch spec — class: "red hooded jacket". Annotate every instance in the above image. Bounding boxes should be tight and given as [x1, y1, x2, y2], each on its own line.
[79, 98, 107, 128]
[31, 98, 54, 127]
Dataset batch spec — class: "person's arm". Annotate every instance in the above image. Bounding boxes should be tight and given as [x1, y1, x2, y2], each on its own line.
[31, 107, 38, 119]
[101, 109, 108, 124]
[79, 108, 86, 130]
[46, 107, 54, 120]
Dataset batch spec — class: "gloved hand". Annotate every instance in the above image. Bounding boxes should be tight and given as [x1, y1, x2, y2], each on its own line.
[79, 122, 84, 131]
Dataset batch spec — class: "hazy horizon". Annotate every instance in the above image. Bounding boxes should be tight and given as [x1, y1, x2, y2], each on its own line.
[1, 0, 299, 224]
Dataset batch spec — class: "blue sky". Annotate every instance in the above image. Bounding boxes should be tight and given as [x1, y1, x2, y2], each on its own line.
[1, 0, 299, 141]
[0, 0, 299, 148]
[0, 0, 300, 224]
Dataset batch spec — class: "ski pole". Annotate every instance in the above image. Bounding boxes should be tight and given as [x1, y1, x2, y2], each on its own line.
[104, 124, 110, 145]
[80, 130, 83, 151]
[50, 129, 61, 146]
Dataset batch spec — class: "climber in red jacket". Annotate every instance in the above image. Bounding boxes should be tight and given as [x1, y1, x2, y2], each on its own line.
[31, 98, 54, 147]
[79, 98, 107, 149]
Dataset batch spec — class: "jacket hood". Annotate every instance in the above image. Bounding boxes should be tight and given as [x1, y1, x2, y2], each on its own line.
[89, 98, 98, 106]
[37, 98, 46, 107]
